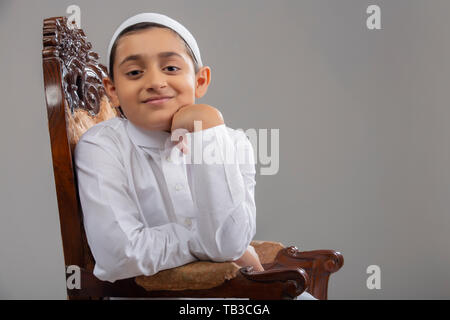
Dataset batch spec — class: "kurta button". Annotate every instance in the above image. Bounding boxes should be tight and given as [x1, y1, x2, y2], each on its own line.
[175, 183, 183, 191]
[166, 155, 171, 162]
[184, 218, 192, 227]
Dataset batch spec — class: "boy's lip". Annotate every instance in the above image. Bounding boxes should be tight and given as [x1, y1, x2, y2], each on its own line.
[143, 96, 173, 105]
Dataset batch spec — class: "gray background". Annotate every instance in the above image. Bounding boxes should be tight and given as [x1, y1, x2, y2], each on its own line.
[1, 0, 449, 299]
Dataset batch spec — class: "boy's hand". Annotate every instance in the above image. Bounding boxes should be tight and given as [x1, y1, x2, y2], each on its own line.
[233, 247, 265, 272]
[171, 104, 224, 133]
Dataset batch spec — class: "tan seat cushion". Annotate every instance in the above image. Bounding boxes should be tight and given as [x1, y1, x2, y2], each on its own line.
[135, 241, 285, 291]
[67, 95, 118, 153]
[250, 240, 285, 264]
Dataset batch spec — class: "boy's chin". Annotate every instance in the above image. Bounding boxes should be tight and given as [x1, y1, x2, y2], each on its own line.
[151, 110, 179, 132]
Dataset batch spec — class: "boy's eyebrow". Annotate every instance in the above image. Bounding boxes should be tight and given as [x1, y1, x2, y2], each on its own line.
[118, 52, 184, 67]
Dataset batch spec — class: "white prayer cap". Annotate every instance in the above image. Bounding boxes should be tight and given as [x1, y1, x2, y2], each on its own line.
[107, 13, 203, 70]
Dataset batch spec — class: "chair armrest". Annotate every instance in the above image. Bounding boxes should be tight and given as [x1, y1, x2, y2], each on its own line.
[68, 241, 338, 300]
[268, 246, 344, 300]
[134, 240, 290, 291]
[240, 266, 309, 299]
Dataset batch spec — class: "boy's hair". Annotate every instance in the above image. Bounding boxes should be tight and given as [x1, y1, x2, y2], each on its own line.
[108, 22, 201, 82]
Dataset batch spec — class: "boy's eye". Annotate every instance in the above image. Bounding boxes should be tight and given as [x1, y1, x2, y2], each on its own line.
[126, 70, 142, 77]
[164, 66, 180, 72]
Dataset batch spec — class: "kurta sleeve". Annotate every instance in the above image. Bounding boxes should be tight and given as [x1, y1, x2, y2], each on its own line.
[74, 128, 198, 283]
[184, 124, 257, 262]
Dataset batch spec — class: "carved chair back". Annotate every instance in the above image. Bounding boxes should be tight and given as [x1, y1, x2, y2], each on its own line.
[42, 16, 118, 274]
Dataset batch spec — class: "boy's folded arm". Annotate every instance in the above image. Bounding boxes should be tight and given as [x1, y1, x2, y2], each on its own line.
[74, 137, 198, 283]
[183, 124, 257, 262]
[171, 104, 224, 133]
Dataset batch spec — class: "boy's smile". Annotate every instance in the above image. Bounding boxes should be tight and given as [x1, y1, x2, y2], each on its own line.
[104, 27, 209, 132]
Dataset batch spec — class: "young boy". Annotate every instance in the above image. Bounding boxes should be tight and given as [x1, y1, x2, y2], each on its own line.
[74, 13, 264, 284]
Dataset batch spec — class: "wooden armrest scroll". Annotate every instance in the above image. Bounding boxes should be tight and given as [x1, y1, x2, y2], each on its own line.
[276, 246, 344, 273]
[240, 266, 309, 299]
[269, 246, 344, 299]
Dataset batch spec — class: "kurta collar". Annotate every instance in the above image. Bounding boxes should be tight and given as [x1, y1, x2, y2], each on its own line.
[126, 120, 171, 149]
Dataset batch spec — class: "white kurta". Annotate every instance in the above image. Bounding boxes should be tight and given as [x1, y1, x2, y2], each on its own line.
[74, 117, 256, 283]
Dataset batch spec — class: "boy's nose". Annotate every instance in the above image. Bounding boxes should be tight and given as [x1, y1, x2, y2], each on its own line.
[145, 71, 167, 90]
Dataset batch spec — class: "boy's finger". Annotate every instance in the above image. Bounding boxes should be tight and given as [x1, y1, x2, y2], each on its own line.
[175, 134, 189, 154]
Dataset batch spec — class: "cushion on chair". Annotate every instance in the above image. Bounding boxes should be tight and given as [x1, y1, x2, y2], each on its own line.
[135, 260, 241, 291]
[134, 241, 285, 291]
[250, 240, 285, 264]
[66, 95, 118, 153]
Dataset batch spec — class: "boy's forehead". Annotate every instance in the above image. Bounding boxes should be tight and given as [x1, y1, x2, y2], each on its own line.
[116, 28, 188, 61]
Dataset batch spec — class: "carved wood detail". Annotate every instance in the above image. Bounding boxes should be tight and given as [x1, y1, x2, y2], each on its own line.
[43, 16, 108, 116]
[266, 246, 345, 300]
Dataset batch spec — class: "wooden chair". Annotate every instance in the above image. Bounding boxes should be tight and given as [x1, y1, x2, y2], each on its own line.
[42, 16, 344, 300]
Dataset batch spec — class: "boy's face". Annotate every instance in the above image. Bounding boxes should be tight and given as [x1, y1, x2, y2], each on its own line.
[106, 27, 209, 132]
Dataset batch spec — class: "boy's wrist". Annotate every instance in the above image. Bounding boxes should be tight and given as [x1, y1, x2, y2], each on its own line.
[171, 104, 224, 133]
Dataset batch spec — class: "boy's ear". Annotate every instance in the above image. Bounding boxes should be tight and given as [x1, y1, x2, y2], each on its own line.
[194, 66, 211, 99]
[102, 77, 120, 107]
